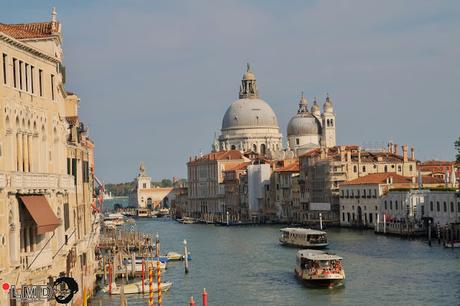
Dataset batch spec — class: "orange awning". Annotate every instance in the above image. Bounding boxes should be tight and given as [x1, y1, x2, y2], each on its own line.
[20, 195, 60, 234]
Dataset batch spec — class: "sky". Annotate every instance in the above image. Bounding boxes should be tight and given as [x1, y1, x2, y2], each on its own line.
[2, 0, 460, 183]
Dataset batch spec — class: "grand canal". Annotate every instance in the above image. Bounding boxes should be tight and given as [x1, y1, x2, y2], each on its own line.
[93, 200, 460, 305]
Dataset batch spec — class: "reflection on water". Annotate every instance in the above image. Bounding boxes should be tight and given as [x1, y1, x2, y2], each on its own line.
[93, 200, 460, 305]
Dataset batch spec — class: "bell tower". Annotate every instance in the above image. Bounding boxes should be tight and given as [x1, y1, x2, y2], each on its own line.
[321, 94, 336, 148]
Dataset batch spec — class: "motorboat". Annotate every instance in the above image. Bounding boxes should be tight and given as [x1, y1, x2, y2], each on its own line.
[124, 257, 167, 273]
[295, 249, 345, 288]
[106, 281, 172, 295]
[444, 240, 460, 248]
[165, 252, 192, 261]
[280, 228, 328, 248]
[103, 213, 125, 227]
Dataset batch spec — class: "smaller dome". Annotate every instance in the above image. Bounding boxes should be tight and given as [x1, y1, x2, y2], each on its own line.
[323, 94, 333, 113]
[243, 71, 255, 80]
[311, 99, 320, 115]
[287, 112, 322, 137]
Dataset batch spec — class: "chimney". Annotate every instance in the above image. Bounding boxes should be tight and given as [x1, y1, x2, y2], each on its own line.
[388, 142, 392, 154]
[410, 146, 415, 160]
[358, 147, 362, 164]
[340, 146, 346, 161]
[346, 150, 351, 162]
[402, 145, 408, 162]
[393, 144, 398, 155]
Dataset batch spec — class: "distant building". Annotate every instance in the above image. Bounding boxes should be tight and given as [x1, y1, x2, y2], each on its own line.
[339, 173, 416, 228]
[128, 163, 174, 209]
[187, 150, 248, 220]
[299, 144, 418, 225]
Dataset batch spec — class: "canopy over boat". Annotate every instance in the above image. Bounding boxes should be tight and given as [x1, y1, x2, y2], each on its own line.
[280, 228, 326, 235]
[297, 250, 342, 261]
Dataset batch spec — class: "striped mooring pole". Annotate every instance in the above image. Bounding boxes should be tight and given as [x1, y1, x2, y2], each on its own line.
[149, 265, 154, 306]
[156, 234, 162, 306]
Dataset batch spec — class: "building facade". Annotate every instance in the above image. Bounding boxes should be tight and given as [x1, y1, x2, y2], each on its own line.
[0, 10, 97, 305]
[128, 163, 174, 209]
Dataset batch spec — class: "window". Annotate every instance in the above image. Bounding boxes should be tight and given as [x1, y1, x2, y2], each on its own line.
[395, 201, 398, 210]
[66, 158, 71, 175]
[443, 202, 447, 212]
[12, 58, 17, 88]
[430, 201, 433, 211]
[362, 166, 366, 172]
[2, 53, 6, 84]
[451, 202, 454, 213]
[347, 212, 350, 222]
[72, 158, 77, 184]
[296, 138, 299, 145]
[39, 69, 43, 96]
[342, 213, 345, 222]
[19, 61, 23, 90]
[390, 201, 392, 210]
[409, 165, 413, 171]
[384, 165, 388, 172]
[353, 165, 357, 173]
[30, 66, 34, 93]
[436, 202, 440, 212]
[143, 183, 147, 188]
[25, 63, 29, 91]
[369, 213, 373, 223]
[82, 161, 89, 183]
[363, 189, 366, 198]
[51, 74, 55, 100]
[63, 203, 70, 230]
[385, 200, 387, 210]
[458, 202, 460, 213]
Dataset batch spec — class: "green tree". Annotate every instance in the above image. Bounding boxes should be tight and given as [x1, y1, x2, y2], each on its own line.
[160, 179, 172, 187]
[456, 137, 460, 162]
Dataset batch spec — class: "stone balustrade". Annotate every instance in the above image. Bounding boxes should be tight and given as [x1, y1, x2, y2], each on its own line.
[20, 248, 53, 270]
[0, 171, 75, 192]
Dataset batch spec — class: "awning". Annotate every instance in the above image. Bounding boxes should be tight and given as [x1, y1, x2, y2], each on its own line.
[20, 195, 60, 234]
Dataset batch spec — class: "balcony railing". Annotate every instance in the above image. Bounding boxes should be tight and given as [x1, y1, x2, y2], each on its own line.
[21, 248, 53, 270]
[1, 171, 75, 192]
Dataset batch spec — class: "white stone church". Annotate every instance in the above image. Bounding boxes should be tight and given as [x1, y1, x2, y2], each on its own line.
[212, 64, 336, 157]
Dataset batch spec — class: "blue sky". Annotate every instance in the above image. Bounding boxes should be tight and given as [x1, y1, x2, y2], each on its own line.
[2, 0, 460, 183]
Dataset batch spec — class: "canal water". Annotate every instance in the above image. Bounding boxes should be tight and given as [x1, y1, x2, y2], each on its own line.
[94, 199, 460, 306]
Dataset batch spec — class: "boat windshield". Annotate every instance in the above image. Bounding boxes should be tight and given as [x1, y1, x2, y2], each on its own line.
[307, 234, 327, 244]
[302, 259, 342, 276]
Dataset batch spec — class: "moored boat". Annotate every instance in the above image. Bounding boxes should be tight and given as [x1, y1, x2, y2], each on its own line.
[295, 249, 345, 288]
[444, 240, 460, 248]
[165, 251, 192, 261]
[106, 281, 172, 295]
[280, 228, 328, 248]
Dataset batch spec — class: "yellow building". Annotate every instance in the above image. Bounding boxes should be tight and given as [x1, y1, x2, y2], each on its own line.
[0, 9, 97, 305]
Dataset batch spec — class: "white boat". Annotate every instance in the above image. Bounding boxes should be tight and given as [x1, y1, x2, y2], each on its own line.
[125, 258, 167, 273]
[136, 208, 150, 218]
[280, 228, 328, 248]
[106, 281, 172, 295]
[103, 213, 125, 227]
[444, 240, 460, 248]
[295, 249, 345, 288]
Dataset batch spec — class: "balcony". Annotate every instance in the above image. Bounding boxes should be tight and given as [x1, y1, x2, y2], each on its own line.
[21, 248, 53, 270]
[1, 171, 75, 192]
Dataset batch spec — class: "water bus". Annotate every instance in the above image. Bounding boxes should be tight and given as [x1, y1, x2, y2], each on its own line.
[295, 249, 345, 288]
[280, 228, 328, 248]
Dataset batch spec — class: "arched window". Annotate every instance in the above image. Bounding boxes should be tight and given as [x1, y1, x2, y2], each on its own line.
[260, 144, 266, 155]
[252, 144, 257, 152]
[230, 145, 236, 150]
[330, 119, 334, 126]
[384, 165, 388, 172]
[353, 165, 357, 173]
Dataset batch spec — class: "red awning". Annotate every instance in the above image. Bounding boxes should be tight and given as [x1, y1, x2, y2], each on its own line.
[20, 195, 60, 234]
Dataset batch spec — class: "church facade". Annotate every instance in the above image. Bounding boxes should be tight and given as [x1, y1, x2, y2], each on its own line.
[213, 64, 336, 157]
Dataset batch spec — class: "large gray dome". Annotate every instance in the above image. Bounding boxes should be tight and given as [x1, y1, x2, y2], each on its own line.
[287, 113, 322, 137]
[221, 98, 279, 131]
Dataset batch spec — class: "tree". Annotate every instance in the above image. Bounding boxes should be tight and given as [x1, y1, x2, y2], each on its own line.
[160, 179, 172, 187]
[456, 137, 460, 162]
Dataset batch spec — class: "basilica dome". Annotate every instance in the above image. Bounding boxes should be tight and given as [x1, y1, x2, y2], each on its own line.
[287, 112, 322, 137]
[221, 98, 279, 130]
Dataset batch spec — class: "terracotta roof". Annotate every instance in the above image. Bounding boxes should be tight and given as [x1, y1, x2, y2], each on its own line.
[421, 176, 445, 184]
[0, 22, 57, 39]
[224, 162, 250, 172]
[189, 150, 245, 163]
[342, 173, 412, 186]
[275, 160, 299, 173]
